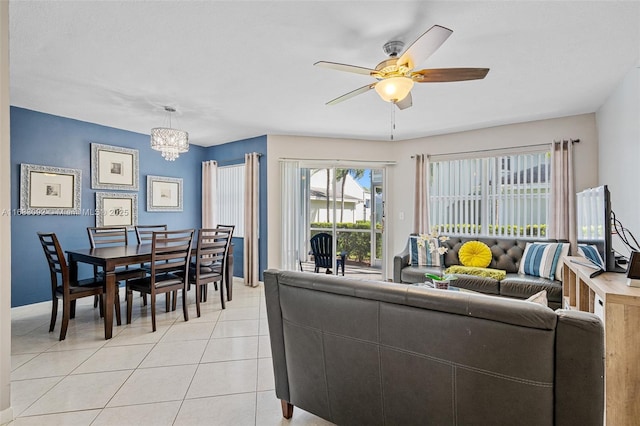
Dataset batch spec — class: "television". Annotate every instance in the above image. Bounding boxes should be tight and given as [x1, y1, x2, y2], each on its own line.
[576, 185, 622, 272]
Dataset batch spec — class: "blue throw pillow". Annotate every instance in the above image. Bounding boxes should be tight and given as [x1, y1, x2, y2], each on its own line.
[409, 236, 441, 267]
[518, 242, 569, 281]
[577, 244, 605, 270]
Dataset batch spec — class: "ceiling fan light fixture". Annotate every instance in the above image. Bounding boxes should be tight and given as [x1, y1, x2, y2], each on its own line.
[375, 76, 414, 103]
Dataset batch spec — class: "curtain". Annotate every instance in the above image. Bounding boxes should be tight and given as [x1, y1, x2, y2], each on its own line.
[413, 154, 430, 234]
[549, 140, 577, 253]
[244, 152, 260, 287]
[280, 160, 302, 271]
[202, 160, 217, 228]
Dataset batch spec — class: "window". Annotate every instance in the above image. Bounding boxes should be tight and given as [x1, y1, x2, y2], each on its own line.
[429, 150, 550, 237]
[217, 164, 245, 237]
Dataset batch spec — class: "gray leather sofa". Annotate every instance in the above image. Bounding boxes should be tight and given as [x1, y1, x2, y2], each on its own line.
[264, 269, 604, 426]
[394, 236, 565, 309]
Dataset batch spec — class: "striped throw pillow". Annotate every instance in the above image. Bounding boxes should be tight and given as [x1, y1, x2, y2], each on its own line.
[518, 242, 569, 281]
[578, 244, 605, 270]
[409, 236, 441, 267]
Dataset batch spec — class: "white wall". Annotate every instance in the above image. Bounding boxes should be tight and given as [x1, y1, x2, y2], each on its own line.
[596, 66, 640, 258]
[0, 0, 13, 423]
[267, 114, 599, 280]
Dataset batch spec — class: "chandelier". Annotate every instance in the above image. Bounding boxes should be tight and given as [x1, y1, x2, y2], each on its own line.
[150, 106, 189, 161]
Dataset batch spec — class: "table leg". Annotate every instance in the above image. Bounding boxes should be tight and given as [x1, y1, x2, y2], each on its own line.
[104, 270, 116, 339]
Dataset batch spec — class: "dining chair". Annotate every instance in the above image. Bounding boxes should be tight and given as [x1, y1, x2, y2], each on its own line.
[125, 229, 195, 332]
[189, 227, 233, 315]
[38, 232, 105, 341]
[196, 224, 235, 303]
[87, 226, 146, 325]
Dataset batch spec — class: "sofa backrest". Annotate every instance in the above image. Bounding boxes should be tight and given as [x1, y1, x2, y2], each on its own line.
[264, 269, 603, 426]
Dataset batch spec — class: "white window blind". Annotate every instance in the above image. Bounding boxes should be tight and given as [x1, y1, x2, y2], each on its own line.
[429, 151, 550, 237]
[217, 164, 245, 238]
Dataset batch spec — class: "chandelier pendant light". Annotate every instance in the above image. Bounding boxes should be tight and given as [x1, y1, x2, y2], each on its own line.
[150, 106, 189, 161]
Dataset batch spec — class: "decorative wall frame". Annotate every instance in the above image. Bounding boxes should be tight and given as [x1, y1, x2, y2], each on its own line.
[147, 175, 183, 212]
[20, 163, 82, 215]
[91, 143, 139, 190]
[96, 192, 138, 228]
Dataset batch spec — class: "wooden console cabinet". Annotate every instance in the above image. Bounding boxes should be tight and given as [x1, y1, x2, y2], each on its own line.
[563, 256, 640, 426]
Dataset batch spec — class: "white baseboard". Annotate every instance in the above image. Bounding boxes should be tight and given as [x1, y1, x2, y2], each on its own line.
[0, 406, 14, 425]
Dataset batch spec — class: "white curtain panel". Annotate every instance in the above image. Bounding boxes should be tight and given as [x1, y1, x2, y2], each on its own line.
[280, 160, 301, 271]
[413, 154, 429, 234]
[244, 152, 260, 287]
[202, 160, 217, 228]
[549, 140, 577, 253]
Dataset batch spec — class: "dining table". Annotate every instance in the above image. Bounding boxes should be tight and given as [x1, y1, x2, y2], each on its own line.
[66, 243, 234, 339]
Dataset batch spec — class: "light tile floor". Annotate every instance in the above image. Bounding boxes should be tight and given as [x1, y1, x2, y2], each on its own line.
[9, 279, 334, 426]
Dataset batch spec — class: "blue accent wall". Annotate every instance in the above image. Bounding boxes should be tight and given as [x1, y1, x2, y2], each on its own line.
[206, 136, 268, 280]
[10, 107, 206, 307]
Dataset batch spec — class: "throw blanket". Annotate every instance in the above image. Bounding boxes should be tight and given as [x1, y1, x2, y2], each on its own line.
[444, 265, 507, 281]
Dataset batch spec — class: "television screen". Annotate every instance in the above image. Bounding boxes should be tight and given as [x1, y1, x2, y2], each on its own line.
[576, 185, 621, 272]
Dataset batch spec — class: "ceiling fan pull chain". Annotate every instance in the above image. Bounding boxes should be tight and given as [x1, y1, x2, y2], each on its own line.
[390, 102, 395, 140]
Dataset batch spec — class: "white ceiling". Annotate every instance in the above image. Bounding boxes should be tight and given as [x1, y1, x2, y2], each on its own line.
[9, 1, 640, 147]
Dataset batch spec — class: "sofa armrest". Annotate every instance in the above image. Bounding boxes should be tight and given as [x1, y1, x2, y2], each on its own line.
[554, 309, 604, 426]
[393, 246, 410, 283]
[263, 270, 291, 404]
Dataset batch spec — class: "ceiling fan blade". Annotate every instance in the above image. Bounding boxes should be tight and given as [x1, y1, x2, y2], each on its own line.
[397, 25, 453, 70]
[314, 61, 376, 76]
[326, 83, 376, 105]
[395, 92, 412, 110]
[412, 68, 490, 82]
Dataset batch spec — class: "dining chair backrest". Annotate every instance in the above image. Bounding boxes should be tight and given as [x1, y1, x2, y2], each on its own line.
[216, 224, 236, 239]
[196, 227, 233, 272]
[135, 224, 168, 244]
[38, 232, 69, 293]
[87, 226, 129, 248]
[149, 229, 195, 280]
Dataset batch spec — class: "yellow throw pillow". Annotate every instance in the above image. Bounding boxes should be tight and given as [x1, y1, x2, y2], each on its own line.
[458, 241, 492, 268]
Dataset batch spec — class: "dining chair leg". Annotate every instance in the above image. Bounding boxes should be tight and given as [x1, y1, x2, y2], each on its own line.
[142, 293, 147, 306]
[49, 297, 58, 332]
[60, 299, 71, 341]
[182, 288, 189, 322]
[151, 294, 157, 332]
[98, 295, 104, 318]
[114, 287, 122, 326]
[93, 295, 99, 308]
[126, 288, 133, 325]
[220, 281, 226, 310]
[172, 290, 177, 311]
[165, 293, 170, 312]
[195, 282, 201, 318]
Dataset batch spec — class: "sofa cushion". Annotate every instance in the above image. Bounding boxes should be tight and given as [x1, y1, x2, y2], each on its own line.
[518, 242, 569, 280]
[400, 265, 443, 284]
[448, 274, 500, 295]
[500, 273, 562, 303]
[409, 236, 440, 267]
[458, 241, 492, 268]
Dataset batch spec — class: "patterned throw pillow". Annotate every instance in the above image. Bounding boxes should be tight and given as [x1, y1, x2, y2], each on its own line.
[518, 242, 569, 281]
[458, 241, 492, 268]
[577, 244, 605, 270]
[409, 236, 441, 267]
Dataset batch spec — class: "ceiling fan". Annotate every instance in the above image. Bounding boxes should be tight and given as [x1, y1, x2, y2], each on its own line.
[315, 25, 489, 110]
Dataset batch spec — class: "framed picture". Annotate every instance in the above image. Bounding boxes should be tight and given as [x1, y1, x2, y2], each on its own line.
[96, 192, 138, 227]
[147, 175, 183, 211]
[91, 143, 139, 190]
[20, 163, 81, 215]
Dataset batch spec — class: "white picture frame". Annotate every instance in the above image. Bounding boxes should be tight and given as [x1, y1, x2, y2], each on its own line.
[96, 192, 138, 227]
[20, 163, 81, 215]
[91, 143, 139, 190]
[147, 175, 183, 212]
